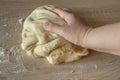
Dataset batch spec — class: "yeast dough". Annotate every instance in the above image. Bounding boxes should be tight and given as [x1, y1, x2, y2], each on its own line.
[21, 5, 88, 64]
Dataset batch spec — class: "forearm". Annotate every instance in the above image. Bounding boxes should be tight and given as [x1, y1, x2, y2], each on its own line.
[82, 23, 120, 56]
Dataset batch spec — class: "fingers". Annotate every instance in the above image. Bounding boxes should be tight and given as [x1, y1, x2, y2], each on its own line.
[62, 8, 69, 11]
[51, 8, 70, 19]
[51, 8, 75, 24]
[43, 22, 64, 36]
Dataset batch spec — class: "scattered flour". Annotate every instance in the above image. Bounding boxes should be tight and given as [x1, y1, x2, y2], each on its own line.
[0, 46, 27, 74]
[5, 32, 9, 36]
[3, 24, 7, 27]
[0, 47, 9, 63]
[19, 18, 24, 24]
[70, 70, 75, 73]
[94, 64, 98, 69]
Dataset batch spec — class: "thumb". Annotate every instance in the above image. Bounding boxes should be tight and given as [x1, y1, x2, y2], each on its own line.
[43, 21, 63, 35]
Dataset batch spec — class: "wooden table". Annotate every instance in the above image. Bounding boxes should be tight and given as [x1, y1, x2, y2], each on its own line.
[0, 0, 120, 80]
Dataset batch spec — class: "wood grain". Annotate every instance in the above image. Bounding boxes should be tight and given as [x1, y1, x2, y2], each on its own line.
[0, 0, 120, 80]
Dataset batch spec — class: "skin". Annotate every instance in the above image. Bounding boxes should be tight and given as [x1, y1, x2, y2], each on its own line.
[43, 8, 120, 56]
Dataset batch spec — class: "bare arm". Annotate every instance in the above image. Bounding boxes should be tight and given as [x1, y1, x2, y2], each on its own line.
[83, 23, 120, 56]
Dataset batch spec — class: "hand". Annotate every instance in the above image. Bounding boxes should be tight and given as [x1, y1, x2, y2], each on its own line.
[43, 8, 91, 47]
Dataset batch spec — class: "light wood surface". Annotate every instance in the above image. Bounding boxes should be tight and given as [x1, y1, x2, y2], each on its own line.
[0, 0, 120, 80]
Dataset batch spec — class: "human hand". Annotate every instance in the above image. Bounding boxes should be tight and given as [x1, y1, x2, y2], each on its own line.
[43, 8, 91, 47]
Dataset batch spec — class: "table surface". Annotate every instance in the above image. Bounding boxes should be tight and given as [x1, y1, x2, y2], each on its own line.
[0, 0, 120, 80]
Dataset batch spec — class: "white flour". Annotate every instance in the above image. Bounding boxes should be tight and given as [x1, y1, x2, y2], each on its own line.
[0, 47, 27, 74]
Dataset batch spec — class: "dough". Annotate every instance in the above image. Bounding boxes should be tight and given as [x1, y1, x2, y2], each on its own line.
[21, 5, 89, 64]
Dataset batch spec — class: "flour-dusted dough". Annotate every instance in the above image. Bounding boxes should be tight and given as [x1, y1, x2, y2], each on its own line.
[21, 5, 89, 64]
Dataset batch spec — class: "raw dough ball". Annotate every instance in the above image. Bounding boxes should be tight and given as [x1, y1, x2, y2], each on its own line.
[21, 5, 89, 64]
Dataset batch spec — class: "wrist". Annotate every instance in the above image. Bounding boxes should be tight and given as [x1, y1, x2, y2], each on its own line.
[79, 27, 93, 48]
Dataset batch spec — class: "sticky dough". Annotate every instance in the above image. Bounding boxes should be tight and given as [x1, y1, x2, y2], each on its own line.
[21, 5, 89, 64]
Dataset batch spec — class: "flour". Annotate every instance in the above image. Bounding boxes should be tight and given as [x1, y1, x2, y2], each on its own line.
[0, 46, 27, 74]
[0, 47, 9, 63]
[70, 70, 75, 73]
[94, 64, 98, 69]
[5, 32, 9, 36]
[3, 24, 7, 27]
[19, 18, 24, 24]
